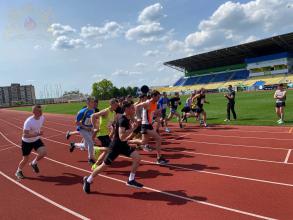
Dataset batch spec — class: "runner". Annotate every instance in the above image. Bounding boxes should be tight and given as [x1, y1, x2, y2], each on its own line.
[167, 92, 183, 129]
[83, 101, 143, 194]
[136, 90, 169, 164]
[192, 88, 209, 127]
[15, 105, 46, 179]
[90, 98, 119, 164]
[158, 92, 170, 132]
[181, 91, 196, 123]
[74, 97, 96, 165]
[65, 99, 100, 141]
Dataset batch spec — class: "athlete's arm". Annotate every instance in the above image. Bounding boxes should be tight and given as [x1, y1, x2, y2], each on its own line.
[119, 122, 138, 142]
[23, 130, 43, 138]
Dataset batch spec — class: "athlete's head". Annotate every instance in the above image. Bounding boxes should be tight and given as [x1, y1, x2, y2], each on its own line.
[278, 83, 284, 90]
[126, 95, 133, 102]
[163, 92, 167, 98]
[109, 98, 119, 111]
[32, 105, 42, 118]
[228, 85, 232, 90]
[122, 101, 135, 116]
[86, 97, 95, 109]
[191, 91, 196, 96]
[200, 88, 206, 94]
[151, 90, 161, 102]
[139, 94, 147, 102]
[94, 98, 99, 108]
[174, 92, 179, 97]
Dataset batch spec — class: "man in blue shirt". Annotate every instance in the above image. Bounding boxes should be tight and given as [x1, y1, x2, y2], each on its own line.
[75, 97, 95, 164]
[158, 92, 170, 132]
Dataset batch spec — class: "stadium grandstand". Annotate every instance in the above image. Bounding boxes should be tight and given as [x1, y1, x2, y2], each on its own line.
[158, 32, 293, 93]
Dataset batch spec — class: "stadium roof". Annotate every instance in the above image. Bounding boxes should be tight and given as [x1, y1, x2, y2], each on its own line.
[164, 32, 293, 73]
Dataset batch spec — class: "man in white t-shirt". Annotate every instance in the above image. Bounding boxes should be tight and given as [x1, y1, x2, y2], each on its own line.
[274, 83, 287, 124]
[15, 105, 46, 179]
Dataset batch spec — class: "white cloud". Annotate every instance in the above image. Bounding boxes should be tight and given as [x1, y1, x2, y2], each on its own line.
[135, 62, 147, 68]
[80, 21, 123, 39]
[51, 36, 87, 50]
[126, 3, 171, 44]
[33, 45, 41, 50]
[184, 0, 293, 51]
[125, 22, 165, 43]
[167, 40, 186, 52]
[92, 74, 105, 78]
[112, 69, 142, 76]
[138, 3, 166, 24]
[144, 50, 159, 57]
[48, 23, 76, 37]
[92, 43, 102, 49]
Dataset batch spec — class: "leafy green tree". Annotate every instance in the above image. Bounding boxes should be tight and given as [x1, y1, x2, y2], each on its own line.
[92, 79, 114, 99]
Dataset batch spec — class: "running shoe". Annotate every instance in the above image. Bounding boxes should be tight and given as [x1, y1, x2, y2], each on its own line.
[126, 179, 143, 188]
[88, 159, 96, 165]
[165, 128, 171, 133]
[143, 145, 153, 152]
[15, 170, 25, 179]
[157, 156, 169, 165]
[30, 163, 39, 173]
[66, 131, 71, 140]
[83, 176, 91, 194]
[224, 119, 230, 122]
[69, 142, 75, 152]
[179, 123, 183, 128]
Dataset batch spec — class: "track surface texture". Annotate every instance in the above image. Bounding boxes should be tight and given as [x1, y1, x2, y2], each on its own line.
[1, 109, 293, 220]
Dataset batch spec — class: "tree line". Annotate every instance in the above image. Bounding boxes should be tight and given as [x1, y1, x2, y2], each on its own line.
[91, 79, 138, 100]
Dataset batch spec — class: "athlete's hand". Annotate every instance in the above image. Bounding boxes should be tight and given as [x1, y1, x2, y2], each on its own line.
[131, 121, 139, 129]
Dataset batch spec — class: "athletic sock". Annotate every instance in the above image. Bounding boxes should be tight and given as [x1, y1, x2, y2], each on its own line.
[32, 159, 37, 165]
[129, 173, 135, 181]
[17, 168, 22, 172]
[87, 175, 94, 183]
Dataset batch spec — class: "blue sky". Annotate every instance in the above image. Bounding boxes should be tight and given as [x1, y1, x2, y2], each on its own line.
[0, 0, 292, 98]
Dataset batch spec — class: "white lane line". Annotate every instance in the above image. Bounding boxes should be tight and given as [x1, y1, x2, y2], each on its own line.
[0, 143, 15, 149]
[4, 129, 293, 188]
[46, 133, 66, 139]
[284, 149, 292, 163]
[0, 171, 90, 220]
[1, 118, 288, 165]
[2, 118, 293, 187]
[185, 133, 293, 141]
[4, 118, 292, 151]
[173, 139, 291, 151]
[0, 132, 276, 220]
[0, 146, 15, 152]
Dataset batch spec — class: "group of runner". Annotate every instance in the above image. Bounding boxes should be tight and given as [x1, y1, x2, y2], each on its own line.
[14, 84, 287, 194]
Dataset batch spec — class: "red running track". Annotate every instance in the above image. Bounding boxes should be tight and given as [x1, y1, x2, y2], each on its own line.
[1, 109, 293, 220]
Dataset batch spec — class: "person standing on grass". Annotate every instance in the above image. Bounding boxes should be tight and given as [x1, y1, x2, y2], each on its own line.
[15, 105, 46, 179]
[274, 83, 287, 124]
[83, 101, 143, 194]
[224, 85, 237, 122]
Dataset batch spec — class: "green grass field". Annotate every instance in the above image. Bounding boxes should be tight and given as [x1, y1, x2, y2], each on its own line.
[12, 90, 293, 126]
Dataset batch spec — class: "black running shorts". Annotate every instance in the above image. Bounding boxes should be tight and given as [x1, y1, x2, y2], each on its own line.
[21, 139, 45, 156]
